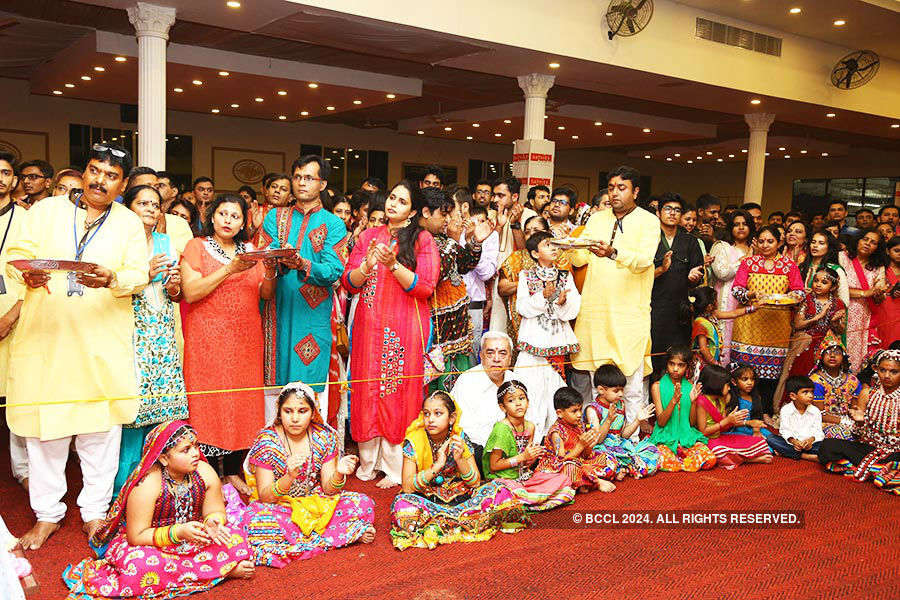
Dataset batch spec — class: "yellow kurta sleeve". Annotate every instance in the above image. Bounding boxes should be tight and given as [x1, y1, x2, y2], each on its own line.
[4, 203, 39, 285]
[612, 213, 660, 274]
[164, 213, 193, 255]
[108, 205, 151, 298]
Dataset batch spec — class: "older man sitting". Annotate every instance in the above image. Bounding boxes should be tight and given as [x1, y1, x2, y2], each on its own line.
[451, 331, 564, 470]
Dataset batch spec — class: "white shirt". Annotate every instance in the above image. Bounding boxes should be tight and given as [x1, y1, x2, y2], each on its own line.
[461, 230, 499, 302]
[779, 402, 824, 443]
[450, 367, 515, 446]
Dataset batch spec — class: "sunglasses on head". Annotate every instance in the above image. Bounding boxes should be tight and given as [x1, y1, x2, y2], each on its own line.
[92, 144, 127, 158]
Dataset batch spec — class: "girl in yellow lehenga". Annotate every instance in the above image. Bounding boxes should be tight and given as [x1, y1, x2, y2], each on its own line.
[390, 391, 528, 550]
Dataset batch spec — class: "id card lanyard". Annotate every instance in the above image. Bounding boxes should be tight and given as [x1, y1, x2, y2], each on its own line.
[0, 203, 14, 295]
[69, 196, 111, 296]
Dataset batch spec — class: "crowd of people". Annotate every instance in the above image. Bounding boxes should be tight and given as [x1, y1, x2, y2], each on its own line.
[0, 145, 898, 599]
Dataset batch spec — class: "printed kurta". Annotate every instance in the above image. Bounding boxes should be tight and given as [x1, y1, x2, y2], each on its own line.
[839, 252, 885, 373]
[570, 207, 660, 377]
[0, 202, 25, 396]
[5, 195, 147, 440]
[731, 254, 805, 380]
[430, 233, 480, 358]
[181, 238, 265, 451]
[260, 204, 347, 392]
[708, 241, 750, 364]
[498, 249, 571, 345]
[811, 372, 861, 440]
[342, 227, 440, 445]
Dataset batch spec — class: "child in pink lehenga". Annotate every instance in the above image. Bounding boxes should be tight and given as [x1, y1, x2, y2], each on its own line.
[694, 365, 773, 469]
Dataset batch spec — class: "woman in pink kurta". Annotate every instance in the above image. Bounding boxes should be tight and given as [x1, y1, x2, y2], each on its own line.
[342, 181, 440, 487]
[839, 230, 888, 372]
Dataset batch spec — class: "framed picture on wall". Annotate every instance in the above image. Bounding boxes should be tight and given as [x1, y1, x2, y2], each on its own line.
[0, 129, 49, 164]
[212, 147, 286, 193]
[402, 163, 458, 186]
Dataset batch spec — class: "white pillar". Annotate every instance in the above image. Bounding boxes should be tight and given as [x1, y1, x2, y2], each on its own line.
[127, 2, 176, 170]
[513, 74, 556, 199]
[517, 74, 555, 140]
[742, 113, 775, 206]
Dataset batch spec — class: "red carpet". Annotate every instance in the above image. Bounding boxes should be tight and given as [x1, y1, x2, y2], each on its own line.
[2, 429, 897, 600]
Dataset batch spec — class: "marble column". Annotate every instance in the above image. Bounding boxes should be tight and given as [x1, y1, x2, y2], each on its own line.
[513, 74, 556, 198]
[743, 113, 775, 205]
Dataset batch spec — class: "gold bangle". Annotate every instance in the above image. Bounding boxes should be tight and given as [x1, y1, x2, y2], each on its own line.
[203, 511, 226, 526]
[153, 526, 171, 547]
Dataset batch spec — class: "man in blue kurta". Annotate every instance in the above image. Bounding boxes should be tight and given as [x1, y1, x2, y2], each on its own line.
[260, 155, 346, 416]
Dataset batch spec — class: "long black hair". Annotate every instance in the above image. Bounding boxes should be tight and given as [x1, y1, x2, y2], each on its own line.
[845, 229, 888, 269]
[729, 364, 763, 419]
[721, 209, 756, 244]
[391, 180, 426, 271]
[201, 194, 250, 243]
[800, 231, 841, 278]
[168, 198, 201, 236]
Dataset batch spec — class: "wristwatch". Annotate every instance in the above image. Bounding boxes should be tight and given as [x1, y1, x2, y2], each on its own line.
[510, 221, 521, 230]
[609, 248, 618, 260]
[390, 262, 401, 273]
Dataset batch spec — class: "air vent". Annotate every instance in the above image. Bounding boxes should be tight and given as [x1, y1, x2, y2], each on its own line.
[696, 17, 782, 57]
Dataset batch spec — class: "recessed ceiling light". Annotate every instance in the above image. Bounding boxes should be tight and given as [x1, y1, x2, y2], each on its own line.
[557, 126, 565, 130]
[642, 128, 651, 133]
[278, 115, 286, 120]
[741, 148, 748, 153]
[891, 123, 900, 128]
[81, 75, 91, 81]
[697, 156, 703, 159]
[717, 158, 723, 162]
[594, 121, 602, 126]
[674, 153, 681, 157]
[605, 132, 613, 136]
[728, 154, 735, 158]
[826, 112, 836, 118]
[801, 149, 808, 153]
[218, 71, 230, 76]
[94, 66, 105, 72]
[789, 7, 801, 14]
[307, 83, 319, 89]
[226, 1, 241, 8]
[353, 100, 362, 105]
[706, 151, 713, 155]
[494, 133, 502, 137]
[300, 111, 309, 116]
[472, 123, 480, 128]
[687, 160, 693, 164]
[750, 98, 761, 105]
[833, 19, 846, 26]
[52, 90, 62, 95]
[784, 155, 790, 158]
[444, 127, 452, 131]
[417, 130, 425, 135]
[386, 93, 396, 99]
[114, 56, 127, 62]
[466, 136, 473, 140]
[666, 158, 673, 162]
[192, 80, 203, 85]
[65, 83, 75, 88]
[572, 135, 579, 139]
[503, 119, 512, 124]
[230, 103, 239, 108]
[643, 154, 651, 159]
[548, 62, 560, 69]
[277, 90, 287, 96]
[544, 115, 548, 119]
[778, 147, 786, 151]
[211, 108, 220, 113]
[822, 152, 829, 156]
[173, 87, 183, 92]
[255, 97, 264, 102]
[765, 152, 770, 156]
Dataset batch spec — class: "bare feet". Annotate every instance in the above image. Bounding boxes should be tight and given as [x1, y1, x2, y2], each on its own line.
[800, 453, 818, 462]
[361, 525, 376, 544]
[615, 470, 627, 481]
[82, 519, 103, 539]
[375, 476, 398, 489]
[597, 480, 617, 493]
[226, 559, 255, 580]
[576, 485, 591, 494]
[19, 521, 61, 551]
[19, 477, 29, 492]
[749, 455, 773, 464]
[224, 475, 251, 498]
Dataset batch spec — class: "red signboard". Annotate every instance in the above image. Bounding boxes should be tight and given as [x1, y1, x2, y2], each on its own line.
[530, 153, 553, 162]
[528, 177, 551, 185]
[512, 153, 529, 162]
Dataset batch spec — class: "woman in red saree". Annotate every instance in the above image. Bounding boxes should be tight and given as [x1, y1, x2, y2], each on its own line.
[840, 230, 888, 372]
[877, 236, 900, 347]
[342, 181, 440, 488]
[694, 365, 772, 469]
[63, 421, 254, 599]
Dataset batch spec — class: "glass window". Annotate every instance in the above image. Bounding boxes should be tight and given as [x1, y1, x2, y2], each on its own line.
[793, 177, 899, 216]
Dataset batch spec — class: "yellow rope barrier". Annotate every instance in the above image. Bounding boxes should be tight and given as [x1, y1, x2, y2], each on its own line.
[0, 312, 895, 409]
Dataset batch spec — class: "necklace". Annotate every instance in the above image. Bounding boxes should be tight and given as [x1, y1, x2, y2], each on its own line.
[427, 434, 448, 463]
[506, 418, 525, 434]
[162, 467, 194, 524]
[280, 428, 316, 496]
[206, 235, 244, 261]
[535, 264, 557, 281]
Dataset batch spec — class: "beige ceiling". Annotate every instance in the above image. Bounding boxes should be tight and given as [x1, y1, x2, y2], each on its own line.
[673, 0, 900, 61]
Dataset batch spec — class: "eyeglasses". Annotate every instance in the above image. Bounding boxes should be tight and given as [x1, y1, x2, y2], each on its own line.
[92, 144, 127, 158]
[550, 198, 570, 206]
[661, 206, 683, 214]
[22, 173, 48, 181]
[293, 174, 323, 183]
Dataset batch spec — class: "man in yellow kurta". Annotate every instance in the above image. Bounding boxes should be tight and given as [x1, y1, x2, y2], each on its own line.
[0, 152, 27, 487]
[570, 166, 660, 437]
[5, 144, 148, 550]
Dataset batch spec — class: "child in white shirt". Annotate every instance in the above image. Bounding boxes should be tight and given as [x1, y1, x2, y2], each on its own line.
[767, 375, 824, 461]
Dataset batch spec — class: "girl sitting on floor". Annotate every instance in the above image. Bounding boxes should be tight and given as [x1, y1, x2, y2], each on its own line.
[810, 333, 862, 441]
[649, 346, 717, 472]
[729, 365, 773, 438]
[583, 364, 660, 479]
[695, 364, 773, 469]
[818, 349, 900, 495]
[535, 387, 617, 493]
[482, 381, 576, 511]
[63, 421, 254, 600]
[391, 391, 528, 550]
[689, 286, 757, 371]
[227, 381, 375, 568]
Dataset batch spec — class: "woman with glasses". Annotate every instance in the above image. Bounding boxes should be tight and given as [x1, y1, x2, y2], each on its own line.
[51, 168, 83, 200]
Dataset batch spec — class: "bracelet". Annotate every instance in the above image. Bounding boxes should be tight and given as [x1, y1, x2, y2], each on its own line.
[153, 526, 173, 547]
[331, 473, 346, 489]
[272, 478, 288, 497]
[459, 465, 477, 483]
[358, 264, 371, 277]
[203, 512, 226, 527]
[508, 455, 519, 468]
[746, 305, 757, 314]
[168, 524, 180, 545]
[263, 270, 278, 281]
[510, 222, 521, 230]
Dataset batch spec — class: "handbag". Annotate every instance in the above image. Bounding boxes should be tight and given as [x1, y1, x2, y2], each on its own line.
[334, 320, 350, 358]
[415, 301, 444, 385]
